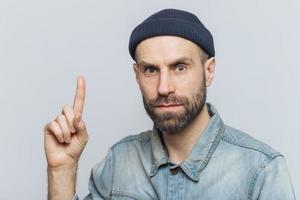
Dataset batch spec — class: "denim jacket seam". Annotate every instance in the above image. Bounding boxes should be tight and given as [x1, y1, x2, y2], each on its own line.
[166, 168, 170, 200]
[195, 123, 225, 176]
[180, 164, 197, 181]
[150, 156, 170, 177]
[221, 135, 281, 159]
[247, 155, 283, 200]
[179, 123, 225, 181]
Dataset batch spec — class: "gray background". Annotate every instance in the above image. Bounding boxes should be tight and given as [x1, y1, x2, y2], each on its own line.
[0, 0, 299, 199]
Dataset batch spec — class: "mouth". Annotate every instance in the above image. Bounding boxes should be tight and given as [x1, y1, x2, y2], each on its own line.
[155, 104, 183, 110]
[157, 104, 182, 107]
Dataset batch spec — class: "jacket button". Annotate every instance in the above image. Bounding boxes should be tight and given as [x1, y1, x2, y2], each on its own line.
[170, 167, 180, 175]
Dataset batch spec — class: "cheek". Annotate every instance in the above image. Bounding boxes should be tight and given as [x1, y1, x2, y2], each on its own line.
[139, 79, 158, 99]
[174, 73, 200, 94]
[174, 74, 189, 83]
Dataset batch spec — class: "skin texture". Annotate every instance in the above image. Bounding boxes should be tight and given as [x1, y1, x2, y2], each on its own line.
[133, 36, 216, 163]
[44, 76, 89, 200]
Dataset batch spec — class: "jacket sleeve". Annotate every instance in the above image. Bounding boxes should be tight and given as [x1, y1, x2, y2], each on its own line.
[251, 155, 296, 200]
[72, 148, 114, 200]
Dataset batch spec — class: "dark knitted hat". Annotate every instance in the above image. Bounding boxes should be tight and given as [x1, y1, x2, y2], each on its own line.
[128, 8, 215, 60]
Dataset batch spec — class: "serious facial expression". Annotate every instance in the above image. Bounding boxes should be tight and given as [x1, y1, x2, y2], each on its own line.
[134, 36, 208, 134]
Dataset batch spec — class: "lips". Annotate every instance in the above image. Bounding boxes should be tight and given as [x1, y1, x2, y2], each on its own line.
[156, 104, 182, 107]
[154, 104, 183, 112]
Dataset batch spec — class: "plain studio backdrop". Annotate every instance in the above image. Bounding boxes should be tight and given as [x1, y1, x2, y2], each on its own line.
[0, 0, 299, 199]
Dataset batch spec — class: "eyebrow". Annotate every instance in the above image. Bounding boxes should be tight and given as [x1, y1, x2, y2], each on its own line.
[138, 56, 193, 68]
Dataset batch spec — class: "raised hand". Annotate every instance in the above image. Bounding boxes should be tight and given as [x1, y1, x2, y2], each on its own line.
[44, 75, 89, 168]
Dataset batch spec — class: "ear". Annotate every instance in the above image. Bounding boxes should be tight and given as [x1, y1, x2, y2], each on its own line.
[133, 63, 140, 85]
[204, 57, 216, 87]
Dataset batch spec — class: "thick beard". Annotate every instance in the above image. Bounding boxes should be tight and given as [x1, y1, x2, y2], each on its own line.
[142, 76, 207, 134]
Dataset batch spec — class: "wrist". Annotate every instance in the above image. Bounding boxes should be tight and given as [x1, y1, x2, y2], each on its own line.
[48, 163, 78, 172]
[47, 164, 78, 200]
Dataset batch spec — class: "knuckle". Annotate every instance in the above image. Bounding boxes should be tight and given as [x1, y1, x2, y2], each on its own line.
[61, 126, 69, 135]
[49, 121, 56, 127]
[57, 135, 63, 142]
[55, 130, 62, 137]
[52, 122, 61, 133]
[77, 121, 86, 130]
[53, 126, 62, 135]
[56, 114, 64, 122]
[45, 121, 63, 143]
[62, 104, 72, 113]
[48, 121, 56, 130]
[54, 132, 63, 142]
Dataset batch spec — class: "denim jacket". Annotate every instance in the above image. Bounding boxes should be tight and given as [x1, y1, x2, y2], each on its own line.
[73, 102, 295, 200]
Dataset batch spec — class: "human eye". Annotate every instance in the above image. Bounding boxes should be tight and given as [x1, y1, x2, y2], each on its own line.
[174, 64, 187, 72]
[143, 66, 158, 75]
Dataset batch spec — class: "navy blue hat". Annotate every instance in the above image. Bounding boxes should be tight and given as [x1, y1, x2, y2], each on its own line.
[129, 8, 215, 60]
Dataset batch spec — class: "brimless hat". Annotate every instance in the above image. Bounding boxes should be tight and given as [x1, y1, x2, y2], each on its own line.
[128, 8, 215, 60]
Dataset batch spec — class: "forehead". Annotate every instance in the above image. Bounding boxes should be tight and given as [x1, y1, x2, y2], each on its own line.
[135, 36, 201, 64]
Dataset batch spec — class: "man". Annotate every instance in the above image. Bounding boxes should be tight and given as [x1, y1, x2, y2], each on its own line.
[44, 8, 295, 200]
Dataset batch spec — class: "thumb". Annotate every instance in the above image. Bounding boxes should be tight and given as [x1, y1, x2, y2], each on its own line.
[73, 112, 89, 147]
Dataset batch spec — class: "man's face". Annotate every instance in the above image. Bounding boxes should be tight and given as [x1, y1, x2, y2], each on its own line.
[133, 36, 209, 134]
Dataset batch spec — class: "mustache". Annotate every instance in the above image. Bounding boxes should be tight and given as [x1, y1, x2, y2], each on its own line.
[148, 95, 188, 107]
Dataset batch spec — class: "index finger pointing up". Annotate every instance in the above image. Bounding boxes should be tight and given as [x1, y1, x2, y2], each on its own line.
[73, 75, 86, 115]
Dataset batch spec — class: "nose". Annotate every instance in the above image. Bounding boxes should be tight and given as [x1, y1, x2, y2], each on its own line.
[158, 70, 175, 96]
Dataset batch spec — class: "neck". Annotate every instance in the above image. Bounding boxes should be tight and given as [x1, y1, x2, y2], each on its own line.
[161, 103, 211, 164]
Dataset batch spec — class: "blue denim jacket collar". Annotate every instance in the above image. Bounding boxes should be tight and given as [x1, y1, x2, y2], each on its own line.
[150, 102, 225, 182]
